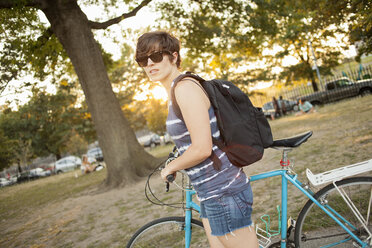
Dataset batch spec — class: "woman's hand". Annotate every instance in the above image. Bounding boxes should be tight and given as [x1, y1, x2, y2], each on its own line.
[161, 162, 177, 182]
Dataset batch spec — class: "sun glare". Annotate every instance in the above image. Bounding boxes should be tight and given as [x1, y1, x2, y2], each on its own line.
[151, 85, 168, 101]
[134, 84, 168, 102]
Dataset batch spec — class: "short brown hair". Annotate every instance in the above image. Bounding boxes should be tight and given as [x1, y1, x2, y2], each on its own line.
[136, 31, 181, 68]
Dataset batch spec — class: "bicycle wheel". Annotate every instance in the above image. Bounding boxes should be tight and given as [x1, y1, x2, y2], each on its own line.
[126, 216, 208, 248]
[295, 177, 372, 247]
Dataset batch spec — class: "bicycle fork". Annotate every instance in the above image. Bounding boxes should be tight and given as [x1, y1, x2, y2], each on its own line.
[184, 185, 201, 248]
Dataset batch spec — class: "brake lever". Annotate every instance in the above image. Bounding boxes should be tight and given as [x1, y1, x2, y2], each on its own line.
[165, 174, 175, 192]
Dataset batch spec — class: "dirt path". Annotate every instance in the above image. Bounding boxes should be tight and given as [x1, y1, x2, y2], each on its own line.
[2, 177, 148, 247]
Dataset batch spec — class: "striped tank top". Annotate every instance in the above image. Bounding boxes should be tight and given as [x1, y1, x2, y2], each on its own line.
[166, 81, 250, 202]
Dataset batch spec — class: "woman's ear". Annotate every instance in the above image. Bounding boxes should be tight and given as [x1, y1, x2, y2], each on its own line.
[172, 52, 178, 65]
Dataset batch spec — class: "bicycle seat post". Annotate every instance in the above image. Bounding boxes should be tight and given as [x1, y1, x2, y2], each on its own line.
[280, 148, 292, 169]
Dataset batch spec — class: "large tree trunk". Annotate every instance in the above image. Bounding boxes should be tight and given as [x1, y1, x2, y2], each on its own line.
[40, 0, 162, 186]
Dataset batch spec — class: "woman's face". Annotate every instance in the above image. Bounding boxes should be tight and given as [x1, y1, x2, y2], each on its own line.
[141, 50, 177, 83]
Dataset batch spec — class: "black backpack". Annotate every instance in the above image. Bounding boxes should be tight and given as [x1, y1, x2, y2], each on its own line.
[171, 72, 273, 170]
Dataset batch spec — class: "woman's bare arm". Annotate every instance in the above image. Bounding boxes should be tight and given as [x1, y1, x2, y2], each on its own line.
[161, 79, 212, 180]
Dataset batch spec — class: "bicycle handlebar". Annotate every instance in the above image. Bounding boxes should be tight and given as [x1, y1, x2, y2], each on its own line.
[165, 175, 174, 192]
[166, 174, 175, 182]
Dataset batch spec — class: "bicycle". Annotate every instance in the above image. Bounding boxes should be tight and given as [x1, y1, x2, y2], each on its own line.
[126, 131, 372, 248]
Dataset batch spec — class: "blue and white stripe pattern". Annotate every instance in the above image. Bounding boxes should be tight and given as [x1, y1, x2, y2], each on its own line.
[166, 83, 250, 202]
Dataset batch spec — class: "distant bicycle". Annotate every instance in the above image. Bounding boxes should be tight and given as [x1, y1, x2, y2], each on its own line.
[126, 131, 372, 248]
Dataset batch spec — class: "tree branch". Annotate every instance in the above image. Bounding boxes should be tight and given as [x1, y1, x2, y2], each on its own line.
[0, 0, 41, 8]
[88, 0, 152, 30]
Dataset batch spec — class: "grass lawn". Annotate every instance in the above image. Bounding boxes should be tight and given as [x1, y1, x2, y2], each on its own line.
[0, 95, 371, 247]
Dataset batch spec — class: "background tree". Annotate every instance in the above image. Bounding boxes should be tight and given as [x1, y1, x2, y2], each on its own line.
[0, 106, 38, 168]
[315, 0, 372, 62]
[0, 129, 17, 171]
[0, 84, 79, 164]
[157, 0, 278, 83]
[144, 98, 167, 135]
[156, 0, 362, 91]
[270, 0, 349, 91]
[0, 0, 160, 187]
[25, 85, 80, 159]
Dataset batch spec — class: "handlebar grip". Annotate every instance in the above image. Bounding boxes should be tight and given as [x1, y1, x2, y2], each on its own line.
[166, 174, 175, 182]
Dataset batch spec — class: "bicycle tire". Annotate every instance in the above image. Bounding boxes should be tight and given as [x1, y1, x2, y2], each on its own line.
[295, 176, 372, 247]
[126, 216, 208, 248]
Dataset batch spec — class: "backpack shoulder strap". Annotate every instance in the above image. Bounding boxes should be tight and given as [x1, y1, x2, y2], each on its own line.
[171, 72, 206, 120]
[170, 73, 222, 171]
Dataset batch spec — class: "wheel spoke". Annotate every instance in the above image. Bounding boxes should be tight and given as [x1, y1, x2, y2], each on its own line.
[295, 177, 372, 247]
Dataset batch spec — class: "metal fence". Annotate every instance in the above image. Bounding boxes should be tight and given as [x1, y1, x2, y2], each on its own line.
[249, 64, 372, 107]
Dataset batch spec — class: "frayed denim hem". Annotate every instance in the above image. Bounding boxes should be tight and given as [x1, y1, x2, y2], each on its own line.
[211, 222, 255, 238]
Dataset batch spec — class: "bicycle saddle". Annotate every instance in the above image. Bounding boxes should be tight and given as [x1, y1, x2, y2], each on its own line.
[270, 131, 313, 148]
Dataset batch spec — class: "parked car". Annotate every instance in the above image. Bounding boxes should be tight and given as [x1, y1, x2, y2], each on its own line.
[16, 171, 40, 183]
[9, 176, 17, 184]
[137, 133, 161, 148]
[262, 99, 298, 118]
[0, 178, 12, 187]
[30, 168, 51, 177]
[161, 132, 173, 145]
[54, 156, 82, 173]
[87, 147, 104, 162]
[299, 77, 372, 105]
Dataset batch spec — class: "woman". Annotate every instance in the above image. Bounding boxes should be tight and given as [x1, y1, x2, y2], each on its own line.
[271, 96, 280, 120]
[135, 31, 259, 248]
[81, 155, 96, 174]
[297, 98, 316, 115]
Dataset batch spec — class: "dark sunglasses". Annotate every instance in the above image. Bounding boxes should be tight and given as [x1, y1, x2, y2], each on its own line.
[136, 51, 171, 67]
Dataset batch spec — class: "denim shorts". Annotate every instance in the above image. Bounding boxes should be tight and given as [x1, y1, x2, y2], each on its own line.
[200, 184, 254, 236]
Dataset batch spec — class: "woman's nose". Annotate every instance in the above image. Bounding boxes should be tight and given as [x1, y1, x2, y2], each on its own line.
[147, 57, 155, 66]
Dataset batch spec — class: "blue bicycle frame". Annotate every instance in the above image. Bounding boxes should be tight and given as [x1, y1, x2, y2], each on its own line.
[183, 168, 368, 248]
[250, 169, 368, 248]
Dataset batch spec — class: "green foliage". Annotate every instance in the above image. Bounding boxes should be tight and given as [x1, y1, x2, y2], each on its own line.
[309, 0, 371, 61]
[123, 101, 147, 132]
[0, 7, 69, 87]
[109, 37, 146, 106]
[122, 97, 167, 135]
[74, 104, 98, 145]
[157, 0, 272, 57]
[0, 82, 87, 163]
[28, 87, 78, 158]
[65, 130, 89, 156]
[346, 0, 372, 61]
[144, 98, 167, 135]
[155, 0, 369, 88]
[0, 104, 38, 166]
[155, 0, 277, 83]
[0, 129, 16, 170]
[261, 0, 348, 87]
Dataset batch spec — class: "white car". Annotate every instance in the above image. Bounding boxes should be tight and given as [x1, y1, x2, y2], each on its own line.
[29, 168, 51, 177]
[55, 156, 82, 173]
[161, 132, 173, 144]
[87, 147, 103, 161]
[0, 178, 12, 187]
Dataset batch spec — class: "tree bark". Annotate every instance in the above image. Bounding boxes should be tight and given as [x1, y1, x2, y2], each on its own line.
[308, 68, 319, 92]
[38, 0, 161, 186]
